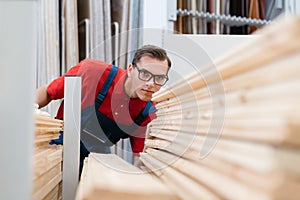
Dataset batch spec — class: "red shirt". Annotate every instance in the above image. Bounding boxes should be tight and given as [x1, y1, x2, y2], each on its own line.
[47, 59, 156, 154]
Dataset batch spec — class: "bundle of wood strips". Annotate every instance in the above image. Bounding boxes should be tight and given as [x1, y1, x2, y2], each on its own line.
[140, 16, 300, 200]
[32, 106, 63, 200]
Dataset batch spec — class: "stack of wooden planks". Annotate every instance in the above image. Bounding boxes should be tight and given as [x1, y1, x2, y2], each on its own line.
[32, 106, 63, 200]
[76, 153, 178, 200]
[140, 15, 300, 200]
[35, 109, 63, 146]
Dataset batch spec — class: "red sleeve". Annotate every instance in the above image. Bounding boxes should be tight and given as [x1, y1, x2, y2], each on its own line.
[130, 111, 157, 155]
[47, 64, 80, 100]
[130, 130, 146, 156]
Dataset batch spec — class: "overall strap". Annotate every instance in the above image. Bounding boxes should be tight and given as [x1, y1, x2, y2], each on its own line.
[95, 65, 118, 109]
[134, 101, 157, 126]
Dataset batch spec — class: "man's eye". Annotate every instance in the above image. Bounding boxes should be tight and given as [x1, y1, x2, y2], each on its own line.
[156, 75, 165, 81]
[141, 70, 151, 77]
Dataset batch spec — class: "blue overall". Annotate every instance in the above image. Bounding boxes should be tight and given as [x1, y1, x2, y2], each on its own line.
[50, 65, 155, 172]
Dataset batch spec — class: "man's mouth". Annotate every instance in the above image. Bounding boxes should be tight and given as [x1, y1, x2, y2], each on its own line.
[142, 89, 154, 94]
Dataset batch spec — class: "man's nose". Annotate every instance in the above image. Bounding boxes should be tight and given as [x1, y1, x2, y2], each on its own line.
[145, 77, 155, 85]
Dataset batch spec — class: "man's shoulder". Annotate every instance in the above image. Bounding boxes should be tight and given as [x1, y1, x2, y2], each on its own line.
[80, 59, 126, 73]
[76, 59, 111, 77]
[80, 58, 109, 69]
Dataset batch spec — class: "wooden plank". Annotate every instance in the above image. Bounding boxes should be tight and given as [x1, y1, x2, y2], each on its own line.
[145, 150, 266, 200]
[33, 173, 62, 200]
[58, 181, 62, 200]
[156, 71, 300, 119]
[144, 139, 171, 149]
[33, 146, 61, 162]
[35, 119, 63, 125]
[145, 148, 300, 200]
[152, 113, 296, 130]
[177, 0, 183, 33]
[103, 0, 112, 62]
[146, 146, 300, 197]
[118, 0, 129, 68]
[34, 141, 51, 148]
[35, 116, 63, 125]
[146, 130, 300, 176]
[76, 153, 177, 200]
[191, 0, 197, 34]
[34, 147, 52, 158]
[156, 54, 300, 115]
[35, 122, 63, 128]
[150, 113, 300, 146]
[35, 127, 62, 132]
[150, 78, 300, 147]
[42, 184, 59, 200]
[34, 110, 51, 118]
[35, 115, 63, 136]
[35, 134, 60, 144]
[65, 0, 79, 69]
[89, 0, 105, 60]
[249, 0, 260, 33]
[155, 105, 300, 121]
[153, 16, 300, 102]
[44, 0, 60, 84]
[156, 66, 300, 112]
[35, 132, 61, 144]
[140, 153, 221, 200]
[33, 163, 61, 195]
[33, 147, 63, 179]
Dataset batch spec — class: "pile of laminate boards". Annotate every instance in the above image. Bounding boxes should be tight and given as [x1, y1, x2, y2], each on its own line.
[32, 107, 63, 200]
[75, 153, 178, 200]
[139, 15, 300, 200]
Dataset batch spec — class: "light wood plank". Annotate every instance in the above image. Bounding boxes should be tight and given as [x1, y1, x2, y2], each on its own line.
[76, 153, 177, 200]
[153, 16, 300, 102]
[42, 184, 59, 200]
[33, 163, 61, 195]
[33, 173, 62, 200]
[33, 146, 63, 179]
[146, 131, 300, 176]
[140, 153, 221, 200]
[145, 148, 300, 200]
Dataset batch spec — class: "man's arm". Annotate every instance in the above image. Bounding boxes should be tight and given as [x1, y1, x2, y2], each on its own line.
[36, 85, 52, 109]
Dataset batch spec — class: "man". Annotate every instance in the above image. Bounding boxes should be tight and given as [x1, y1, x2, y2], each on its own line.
[36, 45, 171, 168]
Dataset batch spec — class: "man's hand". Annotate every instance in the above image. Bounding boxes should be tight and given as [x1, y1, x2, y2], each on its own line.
[36, 85, 52, 108]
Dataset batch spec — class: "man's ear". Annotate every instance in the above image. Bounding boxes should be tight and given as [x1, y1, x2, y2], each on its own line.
[127, 63, 134, 77]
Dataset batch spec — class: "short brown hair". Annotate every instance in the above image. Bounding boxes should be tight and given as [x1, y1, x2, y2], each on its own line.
[132, 45, 171, 68]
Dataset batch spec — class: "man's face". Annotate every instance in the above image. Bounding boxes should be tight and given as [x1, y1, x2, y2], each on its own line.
[127, 56, 169, 101]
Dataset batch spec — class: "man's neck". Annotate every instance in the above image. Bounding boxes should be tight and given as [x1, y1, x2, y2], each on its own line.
[124, 77, 137, 98]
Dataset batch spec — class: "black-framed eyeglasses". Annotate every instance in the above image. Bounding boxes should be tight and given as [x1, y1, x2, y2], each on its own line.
[133, 64, 169, 86]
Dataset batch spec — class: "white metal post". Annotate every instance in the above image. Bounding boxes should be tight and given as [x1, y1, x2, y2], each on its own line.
[0, 1, 37, 200]
[63, 76, 81, 200]
[167, 0, 177, 31]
